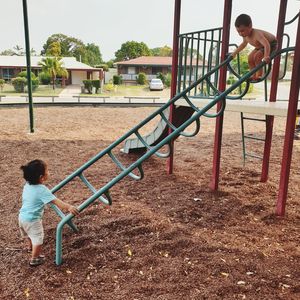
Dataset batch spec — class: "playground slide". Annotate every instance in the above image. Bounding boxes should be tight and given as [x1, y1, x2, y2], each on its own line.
[122, 105, 195, 153]
[53, 49, 296, 265]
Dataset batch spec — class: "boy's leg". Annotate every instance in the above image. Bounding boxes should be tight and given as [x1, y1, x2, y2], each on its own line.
[26, 237, 32, 252]
[248, 49, 261, 79]
[31, 244, 42, 259]
[248, 50, 257, 70]
[27, 220, 44, 258]
[254, 50, 264, 78]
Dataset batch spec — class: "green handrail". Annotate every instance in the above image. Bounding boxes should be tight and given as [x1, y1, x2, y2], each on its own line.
[53, 47, 294, 265]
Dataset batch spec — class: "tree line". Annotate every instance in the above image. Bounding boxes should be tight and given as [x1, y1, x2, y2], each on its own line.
[0, 33, 173, 68]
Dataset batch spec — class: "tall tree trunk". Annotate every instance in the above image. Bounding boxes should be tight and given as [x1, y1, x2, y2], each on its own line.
[52, 71, 55, 90]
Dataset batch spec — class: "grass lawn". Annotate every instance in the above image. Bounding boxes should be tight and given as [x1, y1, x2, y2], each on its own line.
[81, 83, 261, 99]
[1, 84, 63, 96]
[81, 84, 171, 98]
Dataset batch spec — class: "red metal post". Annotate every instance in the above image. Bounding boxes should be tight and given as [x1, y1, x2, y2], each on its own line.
[167, 0, 181, 174]
[210, 0, 232, 190]
[261, 0, 288, 182]
[277, 11, 300, 216]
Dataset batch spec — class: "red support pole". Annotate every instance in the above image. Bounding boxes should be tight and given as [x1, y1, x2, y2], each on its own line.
[167, 0, 181, 174]
[210, 0, 232, 190]
[277, 11, 300, 216]
[261, 0, 288, 182]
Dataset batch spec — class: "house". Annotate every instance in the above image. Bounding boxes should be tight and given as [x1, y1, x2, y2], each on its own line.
[0, 55, 103, 85]
[115, 56, 207, 83]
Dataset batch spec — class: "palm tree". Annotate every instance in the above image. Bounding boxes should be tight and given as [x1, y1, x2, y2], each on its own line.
[13, 45, 24, 56]
[38, 57, 68, 89]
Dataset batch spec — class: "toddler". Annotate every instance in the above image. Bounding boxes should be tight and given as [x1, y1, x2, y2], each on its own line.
[19, 159, 79, 266]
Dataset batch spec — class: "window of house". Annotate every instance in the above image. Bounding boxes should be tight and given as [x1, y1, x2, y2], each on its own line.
[2, 68, 14, 80]
[152, 67, 163, 74]
[128, 67, 136, 74]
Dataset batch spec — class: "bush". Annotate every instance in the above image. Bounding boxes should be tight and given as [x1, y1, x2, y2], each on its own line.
[39, 72, 51, 85]
[226, 75, 236, 85]
[12, 77, 27, 92]
[105, 83, 115, 92]
[156, 72, 166, 84]
[0, 79, 4, 92]
[164, 73, 172, 87]
[92, 80, 101, 93]
[31, 78, 39, 91]
[136, 72, 147, 85]
[17, 70, 39, 91]
[113, 75, 123, 85]
[83, 80, 93, 94]
[227, 76, 253, 95]
[18, 71, 36, 79]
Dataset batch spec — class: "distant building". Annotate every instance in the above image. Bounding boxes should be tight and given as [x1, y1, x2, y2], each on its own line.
[115, 56, 206, 83]
[0, 55, 103, 85]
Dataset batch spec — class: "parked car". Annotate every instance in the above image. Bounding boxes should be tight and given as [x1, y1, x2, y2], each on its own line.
[149, 78, 164, 91]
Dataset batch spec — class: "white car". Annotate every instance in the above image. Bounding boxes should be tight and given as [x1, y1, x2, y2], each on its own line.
[149, 78, 164, 91]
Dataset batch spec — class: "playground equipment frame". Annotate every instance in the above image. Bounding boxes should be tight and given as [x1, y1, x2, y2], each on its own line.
[167, 0, 300, 216]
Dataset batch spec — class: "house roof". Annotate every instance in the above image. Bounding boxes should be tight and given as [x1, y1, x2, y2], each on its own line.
[116, 56, 173, 66]
[0, 55, 101, 71]
[115, 56, 204, 67]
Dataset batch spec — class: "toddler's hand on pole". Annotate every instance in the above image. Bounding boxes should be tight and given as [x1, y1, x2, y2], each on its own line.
[68, 205, 80, 216]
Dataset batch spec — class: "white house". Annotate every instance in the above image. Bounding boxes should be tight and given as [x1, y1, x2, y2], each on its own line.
[0, 55, 103, 85]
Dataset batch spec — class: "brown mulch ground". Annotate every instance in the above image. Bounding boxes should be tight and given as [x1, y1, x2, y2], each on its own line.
[0, 106, 299, 300]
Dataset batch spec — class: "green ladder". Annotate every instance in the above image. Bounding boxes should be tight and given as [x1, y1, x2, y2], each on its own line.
[240, 113, 267, 161]
[52, 48, 293, 265]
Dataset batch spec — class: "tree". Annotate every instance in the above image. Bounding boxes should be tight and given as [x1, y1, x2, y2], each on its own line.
[0, 79, 4, 92]
[38, 57, 68, 89]
[0, 49, 15, 56]
[105, 60, 114, 68]
[231, 49, 250, 75]
[46, 41, 62, 57]
[13, 45, 24, 56]
[151, 45, 172, 57]
[0, 47, 36, 56]
[41, 33, 83, 57]
[115, 41, 151, 61]
[41, 33, 102, 66]
[85, 43, 103, 66]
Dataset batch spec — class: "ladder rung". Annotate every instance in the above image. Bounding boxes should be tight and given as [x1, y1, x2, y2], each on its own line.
[182, 94, 200, 112]
[159, 112, 200, 138]
[242, 117, 266, 122]
[108, 151, 144, 180]
[135, 130, 171, 158]
[205, 77, 219, 94]
[79, 173, 112, 205]
[244, 135, 265, 141]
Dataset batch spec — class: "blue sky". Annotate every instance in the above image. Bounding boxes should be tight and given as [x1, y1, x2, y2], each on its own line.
[2, 0, 300, 61]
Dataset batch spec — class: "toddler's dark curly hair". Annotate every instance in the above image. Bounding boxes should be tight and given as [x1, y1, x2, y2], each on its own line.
[21, 159, 47, 185]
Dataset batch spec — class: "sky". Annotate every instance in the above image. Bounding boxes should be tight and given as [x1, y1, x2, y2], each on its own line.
[1, 0, 300, 61]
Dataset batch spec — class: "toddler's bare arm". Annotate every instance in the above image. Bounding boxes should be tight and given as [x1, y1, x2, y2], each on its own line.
[52, 198, 80, 215]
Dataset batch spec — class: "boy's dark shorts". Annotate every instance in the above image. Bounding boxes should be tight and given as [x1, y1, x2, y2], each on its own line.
[255, 40, 278, 54]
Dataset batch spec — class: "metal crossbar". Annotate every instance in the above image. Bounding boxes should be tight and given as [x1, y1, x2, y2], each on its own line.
[52, 47, 294, 265]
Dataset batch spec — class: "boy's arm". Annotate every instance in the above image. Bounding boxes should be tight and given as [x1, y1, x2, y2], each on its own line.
[232, 39, 248, 58]
[256, 32, 271, 63]
[51, 198, 80, 215]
